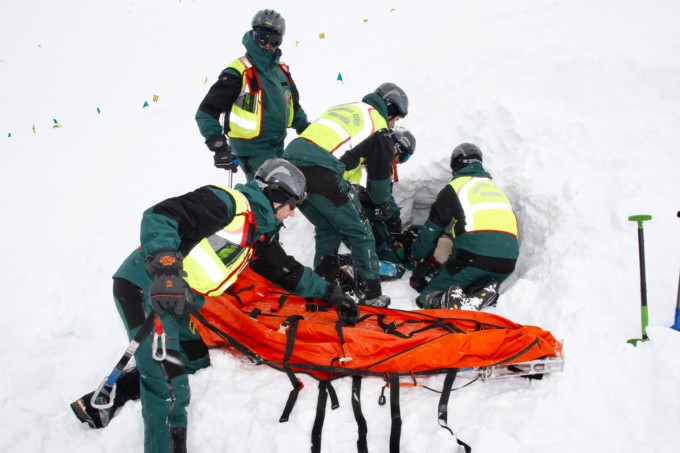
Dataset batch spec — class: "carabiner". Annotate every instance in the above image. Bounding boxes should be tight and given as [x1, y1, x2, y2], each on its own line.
[90, 378, 117, 410]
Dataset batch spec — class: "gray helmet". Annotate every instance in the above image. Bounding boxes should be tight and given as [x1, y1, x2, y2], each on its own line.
[255, 158, 306, 207]
[391, 127, 416, 161]
[374, 82, 409, 118]
[450, 143, 483, 172]
[251, 9, 286, 35]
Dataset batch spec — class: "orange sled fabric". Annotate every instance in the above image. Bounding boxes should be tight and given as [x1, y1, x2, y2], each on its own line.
[196, 268, 562, 379]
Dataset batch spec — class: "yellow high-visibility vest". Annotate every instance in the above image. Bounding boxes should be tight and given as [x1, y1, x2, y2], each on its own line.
[449, 176, 518, 237]
[183, 186, 256, 296]
[225, 57, 294, 140]
[300, 102, 387, 154]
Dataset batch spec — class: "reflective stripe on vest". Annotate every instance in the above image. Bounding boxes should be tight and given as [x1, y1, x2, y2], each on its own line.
[183, 186, 255, 296]
[449, 176, 518, 237]
[300, 102, 388, 154]
[226, 57, 294, 140]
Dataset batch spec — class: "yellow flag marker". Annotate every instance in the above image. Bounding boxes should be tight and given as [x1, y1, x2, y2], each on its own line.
[363, 18, 368, 23]
[153, 94, 159, 102]
[319, 32, 325, 39]
[32, 124, 36, 134]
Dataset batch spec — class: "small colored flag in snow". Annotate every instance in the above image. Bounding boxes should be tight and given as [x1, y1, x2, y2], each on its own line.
[337, 73, 343, 83]
[295, 40, 299, 46]
[363, 18, 368, 23]
[153, 94, 159, 102]
[32, 124, 36, 134]
[143, 101, 150, 108]
[7, 133, 11, 138]
[53, 118, 63, 128]
[97, 107, 101, 114]
[204, 76, 208, 84]
[319, 32, 325, 39]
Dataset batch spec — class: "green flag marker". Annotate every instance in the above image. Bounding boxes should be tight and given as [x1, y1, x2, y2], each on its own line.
[143, 101, 149, 108]
[337, 73, 343, 82]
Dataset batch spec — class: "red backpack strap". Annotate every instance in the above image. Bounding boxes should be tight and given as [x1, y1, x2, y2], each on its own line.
[278, 62, 292, 85]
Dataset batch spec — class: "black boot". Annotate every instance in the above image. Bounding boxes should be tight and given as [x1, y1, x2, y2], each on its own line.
[170, 427, 187, 453]
[315, 254, 354, 293]
[355, 276, 390, 307]
[70, 368, 141, 429]
[314, 255, 340, 282]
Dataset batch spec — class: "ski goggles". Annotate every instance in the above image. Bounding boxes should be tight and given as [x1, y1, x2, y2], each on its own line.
[395, 142, 413, 163]
[253, 29, 283, 47]
[271, 189, 306, 213]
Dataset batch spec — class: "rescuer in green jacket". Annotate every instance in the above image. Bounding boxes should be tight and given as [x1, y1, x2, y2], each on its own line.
[344, 126, 416, 265]
[410, 144, 519, 310]
[195, 9, 310, 180]
[284, 83, 409, 307]
[70, 159, 358, 453]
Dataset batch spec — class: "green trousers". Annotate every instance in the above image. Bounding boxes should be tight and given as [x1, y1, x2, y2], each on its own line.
[298, 184, 379, 280]
[236, 151, 283, 182]
[114, 278, 209, 453]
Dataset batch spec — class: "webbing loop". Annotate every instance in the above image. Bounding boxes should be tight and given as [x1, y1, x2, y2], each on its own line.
[351, 376, 369, 453]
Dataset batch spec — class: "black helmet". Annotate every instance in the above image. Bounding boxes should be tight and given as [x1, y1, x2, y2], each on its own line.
[374, 82, 409, 118]
[391, 127, 416, 163]
[255, 158, 306, 210]
[450, 143, 483, 173]
[251, 9, 286, 35]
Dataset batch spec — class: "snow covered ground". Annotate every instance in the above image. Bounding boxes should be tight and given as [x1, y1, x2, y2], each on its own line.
[1, 0, 679, 452]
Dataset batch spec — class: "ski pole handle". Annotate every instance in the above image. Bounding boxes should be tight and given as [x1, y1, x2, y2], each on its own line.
[628, 214, 652, 228]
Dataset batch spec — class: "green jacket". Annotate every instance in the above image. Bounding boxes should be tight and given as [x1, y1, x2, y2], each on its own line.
[284, 92, 392, 197]
[114, 181, 328, 306]
[195, 31, 309, 158]
[412, 162, 519, 261]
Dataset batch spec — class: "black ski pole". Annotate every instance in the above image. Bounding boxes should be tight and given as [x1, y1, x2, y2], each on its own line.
[672, 270, 680, 332]
[672, 211, 680, 332]
[627, 214, 652, 346]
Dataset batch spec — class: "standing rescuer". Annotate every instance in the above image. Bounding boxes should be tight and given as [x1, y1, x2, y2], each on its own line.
[283, 82, 409, 307]
[70, 159, 358, 452]
[196, 9, 310, 179]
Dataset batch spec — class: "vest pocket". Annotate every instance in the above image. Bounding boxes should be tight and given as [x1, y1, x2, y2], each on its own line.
[235, 93, 258, 114]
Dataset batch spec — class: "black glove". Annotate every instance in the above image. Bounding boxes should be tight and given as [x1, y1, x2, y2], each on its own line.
[409, 260, 434, 293]
[385, 216, 402, 236]
[324, 285, 360, 326]
[206, 134, 238, 172]
[374, 202, 392, 223]
[145, 248, 192, 315]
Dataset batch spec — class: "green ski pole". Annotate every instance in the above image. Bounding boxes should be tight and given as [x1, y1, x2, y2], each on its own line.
[627, 214, 652, 346]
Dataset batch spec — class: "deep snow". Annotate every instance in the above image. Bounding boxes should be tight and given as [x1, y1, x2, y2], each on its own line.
[1, 0, 679, 452]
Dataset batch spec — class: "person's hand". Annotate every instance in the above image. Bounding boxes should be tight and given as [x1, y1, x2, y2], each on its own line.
[409, 260, 434, 292]
[206, 135, 238, 172]
[324, 285, 360, 325]
[375, 202, 392, 223]
[148, 275, 192, 315]
[145, 248, 192, 315]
